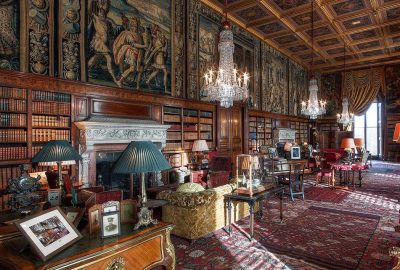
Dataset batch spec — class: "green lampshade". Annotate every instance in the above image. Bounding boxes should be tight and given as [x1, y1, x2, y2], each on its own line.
[32, 140, 82, 163]
[113, 141, 171, 174]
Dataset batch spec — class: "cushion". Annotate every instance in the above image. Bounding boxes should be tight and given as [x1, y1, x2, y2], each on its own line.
[176, 183, 205, 193]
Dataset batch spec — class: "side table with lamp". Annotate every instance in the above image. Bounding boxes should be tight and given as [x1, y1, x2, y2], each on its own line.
[32, 140, 82, 204]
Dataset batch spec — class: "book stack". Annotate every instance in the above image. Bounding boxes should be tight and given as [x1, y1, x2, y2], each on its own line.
[0, 113, 26, 127]
[0, 147, 26, 160]
[0, 129, 26, 142]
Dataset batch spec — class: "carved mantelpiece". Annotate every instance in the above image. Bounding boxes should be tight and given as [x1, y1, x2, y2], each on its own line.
[74, 117, 169, 186]
[273, 128, 296, 145]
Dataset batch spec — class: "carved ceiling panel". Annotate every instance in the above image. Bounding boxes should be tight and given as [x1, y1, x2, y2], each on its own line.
[201, 0, 400, 72]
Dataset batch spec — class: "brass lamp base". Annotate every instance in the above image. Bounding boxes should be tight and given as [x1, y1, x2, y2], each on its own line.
[134, 206, 158, 230]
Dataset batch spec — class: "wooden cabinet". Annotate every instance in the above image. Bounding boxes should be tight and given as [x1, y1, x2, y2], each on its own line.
[0, 222, 175, 270]
[216, 106, 243, 157]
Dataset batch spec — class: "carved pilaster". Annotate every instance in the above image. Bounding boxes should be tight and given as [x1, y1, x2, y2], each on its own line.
[80, 152, 90, 187]
[59, 0, 82, 80]
[26, 0, 54, 76]
[174, 0, 184, 98]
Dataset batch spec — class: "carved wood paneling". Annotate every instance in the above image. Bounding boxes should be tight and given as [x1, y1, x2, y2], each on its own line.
[91, 100, 152, 119]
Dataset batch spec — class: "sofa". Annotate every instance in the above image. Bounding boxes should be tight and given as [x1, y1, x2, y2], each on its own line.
[156, 183, 256, 240]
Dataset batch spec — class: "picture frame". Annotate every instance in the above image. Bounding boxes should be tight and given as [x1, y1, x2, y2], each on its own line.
[102, 201, 120, 213]
[121, 199, 138, 224]
[63, 207, 85, 227]
[15, 206, 82, 262]
[88, 204, 101, 235]
[290, 146, 301, 160]
[48, 189, 62, 206]
[100, 211, 121, 238]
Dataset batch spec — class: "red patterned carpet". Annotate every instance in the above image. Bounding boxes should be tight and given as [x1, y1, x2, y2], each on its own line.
[172, 161, 400, 270]
[304, 186, 350, 203]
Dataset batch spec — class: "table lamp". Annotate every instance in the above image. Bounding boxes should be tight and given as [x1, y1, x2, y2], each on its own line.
[113, 141, 171, 230]
[393, 123, 400, 143]
[32, 140, 81, 190]
[192, 139, 209, 166]
[354, 138, 364, 154]
[340, 138, 356, 163]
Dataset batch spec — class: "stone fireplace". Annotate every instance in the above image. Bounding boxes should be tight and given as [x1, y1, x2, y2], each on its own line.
[74, 117, 169, 188]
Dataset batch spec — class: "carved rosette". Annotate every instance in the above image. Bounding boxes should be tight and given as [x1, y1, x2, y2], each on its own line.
[165, 226, 176, 270]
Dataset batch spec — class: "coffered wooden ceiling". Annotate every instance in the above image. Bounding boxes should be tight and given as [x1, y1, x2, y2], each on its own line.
[201, 0, 400, 73]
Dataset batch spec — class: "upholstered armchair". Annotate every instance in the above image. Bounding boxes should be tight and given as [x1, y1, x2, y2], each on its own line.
[157, 183, 255, 240]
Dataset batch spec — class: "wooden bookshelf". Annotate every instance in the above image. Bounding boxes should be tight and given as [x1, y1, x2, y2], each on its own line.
[31, 91, 71, 150]
[0, 88, 28, 162]
[248, 116, 272, 152]
[163, 105, 214, 167]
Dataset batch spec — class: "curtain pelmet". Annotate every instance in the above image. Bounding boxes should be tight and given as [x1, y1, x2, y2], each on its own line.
[343, 67, 384, 115]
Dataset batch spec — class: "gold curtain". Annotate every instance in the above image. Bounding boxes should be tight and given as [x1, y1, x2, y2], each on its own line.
[342, 67, 384, 115]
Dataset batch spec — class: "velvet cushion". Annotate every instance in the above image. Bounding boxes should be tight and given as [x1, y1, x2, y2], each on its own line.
[177, 183, 205, 193]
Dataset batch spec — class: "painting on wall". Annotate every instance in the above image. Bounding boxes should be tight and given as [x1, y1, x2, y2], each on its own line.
[87, 0, 172, 94]
[198, 15, 219, 93]
[0, 0, 19, 70]
[385, 65, 400, 114]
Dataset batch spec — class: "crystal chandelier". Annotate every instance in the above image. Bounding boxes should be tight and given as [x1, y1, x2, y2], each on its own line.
[337, 97, 354, 125]
[202, 2, 249, 108]
[336, 40, 353, 126]
[301, 0, 326, 119]
[301, 79, 326, 119]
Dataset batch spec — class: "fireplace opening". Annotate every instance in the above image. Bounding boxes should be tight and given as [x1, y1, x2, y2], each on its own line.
[95, 151, 157, 199]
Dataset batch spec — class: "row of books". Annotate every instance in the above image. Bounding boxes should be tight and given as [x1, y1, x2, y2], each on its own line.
[0, 88, 26, 99]
[0, 113, 26, 127]
[32, 101, 70, 115]
[0, 99, 26, 112]
[0, 147, 27, 161]
[32, 115, 69, 127]
[33, 91, 70, 103]
[33, 129, 70, 142]
[32, 146, 42, 156]
[0, 129, 26, 142]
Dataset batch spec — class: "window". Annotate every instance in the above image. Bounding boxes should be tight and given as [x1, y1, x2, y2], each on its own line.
[353, 102, 382, 157]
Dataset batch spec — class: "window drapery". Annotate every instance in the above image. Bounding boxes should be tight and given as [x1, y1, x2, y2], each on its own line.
[342, 67, 384, 115]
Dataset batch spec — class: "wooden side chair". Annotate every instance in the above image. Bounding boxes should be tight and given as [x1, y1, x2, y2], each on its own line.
[279, 162, 305, 201]
[315, 159, 334, 188]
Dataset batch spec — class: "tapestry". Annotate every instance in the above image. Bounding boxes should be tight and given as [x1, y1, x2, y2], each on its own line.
[261, 43, 288, 114]
[0, 0, 19, 70]
[198, 15, 219, 93]
[385, 65, 400, 114]
[87, 0, 172, 94]
[321, 72, 342, 117]
[288, 62, 307, 116]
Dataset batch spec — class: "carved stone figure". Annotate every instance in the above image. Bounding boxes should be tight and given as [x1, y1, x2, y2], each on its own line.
[87, 0, 117, 84]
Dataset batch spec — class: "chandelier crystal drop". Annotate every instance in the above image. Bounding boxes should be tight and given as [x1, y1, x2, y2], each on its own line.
[337, 97, 354, 125]
[202, 23, 249, 108]
[301, 78, 326, 119]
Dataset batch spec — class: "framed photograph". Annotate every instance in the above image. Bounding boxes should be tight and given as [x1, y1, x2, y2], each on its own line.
[101, 211, 121, 238]
[291, 146, 301, 160]
[102, 201, 120, 213]
[88, 204, 101, 234]
[48, 189, 62, 206]
[121, 199, 138, 224]
[63, 207, 85, 227]
[15, 207, 82, 261]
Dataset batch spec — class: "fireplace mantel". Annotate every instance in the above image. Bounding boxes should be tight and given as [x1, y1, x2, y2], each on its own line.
[75, 117, 169, 186]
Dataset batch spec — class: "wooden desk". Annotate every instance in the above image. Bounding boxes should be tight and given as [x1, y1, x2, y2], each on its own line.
[0, 222, 175, 270]
[224, 186, 284, 241]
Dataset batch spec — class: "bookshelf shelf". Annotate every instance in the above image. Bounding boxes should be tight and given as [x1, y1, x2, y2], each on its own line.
[163, 105, 214, 168]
